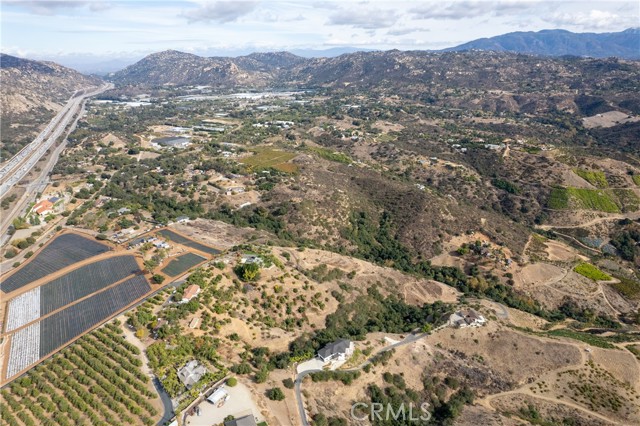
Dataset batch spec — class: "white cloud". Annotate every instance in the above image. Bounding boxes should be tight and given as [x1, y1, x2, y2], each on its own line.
[3, 1, 111, 16]
[180, 1, 260, 24]
[410, 1, 542, 20]
[328, 8, 400, 29]
[543, 9, 636, 30]
[387, 27, 429, 36]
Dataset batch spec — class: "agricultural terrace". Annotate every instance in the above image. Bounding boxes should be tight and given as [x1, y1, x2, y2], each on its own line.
[157, 229, 221, 255]
[548, 187, 622, 213]
[1, 233, 111, 294]
[0, 321, 160, 426]
[5, 255, 142, 332]
[4, 275, 151, 383]
[239, 147, 298, 173]
[574, 263, 612, 281]
[161, 252, 206, 277]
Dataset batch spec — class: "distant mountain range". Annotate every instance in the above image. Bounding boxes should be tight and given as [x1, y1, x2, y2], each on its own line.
[8, 28, 637, 74]
[445, 28, 640, 58]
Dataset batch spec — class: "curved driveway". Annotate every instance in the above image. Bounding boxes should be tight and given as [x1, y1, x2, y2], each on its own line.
[294, 331, 432, 426]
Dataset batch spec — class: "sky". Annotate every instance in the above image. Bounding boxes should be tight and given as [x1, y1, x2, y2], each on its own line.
[1, 0, 638, 71]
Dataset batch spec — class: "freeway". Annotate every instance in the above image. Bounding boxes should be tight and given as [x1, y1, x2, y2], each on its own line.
[0, 83, 113, 198]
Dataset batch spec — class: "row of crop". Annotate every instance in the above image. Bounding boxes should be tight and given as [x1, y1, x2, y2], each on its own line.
[68, 345, 157, 420]
[85, 332, 147, 382]
[102, 322, 143, 354]
[75, 338, 155, 400]
[0, 329, 157, 426]
[2, 233, 109, 293]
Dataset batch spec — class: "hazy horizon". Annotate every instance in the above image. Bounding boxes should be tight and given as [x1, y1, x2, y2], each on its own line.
[2, 1, 638, 72]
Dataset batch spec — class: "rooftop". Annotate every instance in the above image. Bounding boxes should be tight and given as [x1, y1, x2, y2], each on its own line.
[318, 339, 351, 359]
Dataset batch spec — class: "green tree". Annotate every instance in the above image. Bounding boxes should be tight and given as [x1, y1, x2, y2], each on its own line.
[266, 387, 285, 401]
[234, 262, 260, 282]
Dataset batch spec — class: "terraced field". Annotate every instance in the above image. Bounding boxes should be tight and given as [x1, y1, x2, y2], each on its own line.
[1, 233, 110, 293]
[161, 252, 206, 277]
[548, 187, 622, 212]
[157, 229, 220, 255]
[5, 255, 142, 332]
[5, 275, 151, 381]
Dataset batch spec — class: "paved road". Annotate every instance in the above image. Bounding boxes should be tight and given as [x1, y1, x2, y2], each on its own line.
[0, 85, 107, 195]
[294, 331, 431, 426]
[153, 377, 175, 426]
[0, 84, 112, 245]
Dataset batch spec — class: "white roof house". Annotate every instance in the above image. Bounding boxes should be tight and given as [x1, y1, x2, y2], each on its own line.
[449, 309, 486, 328]
[317, 339, 354, 363]
[207, 387, 229, 404]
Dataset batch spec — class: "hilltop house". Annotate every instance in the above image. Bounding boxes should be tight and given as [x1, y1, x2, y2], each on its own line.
[241, 254, 263, 265]
[449, 309, 486, 328]
[317, 339, 354, 363]
[181, 284, 201, 303]
[177, 360, 207, 389]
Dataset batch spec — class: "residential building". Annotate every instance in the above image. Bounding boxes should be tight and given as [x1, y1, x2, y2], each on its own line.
[177, 360, 207, 389]
[207, 387, 229, 405]
[176, 215, 190, 223]
[241, 255, 262, 265]
[154, 136, 191, 149]
[224, 415, 257, 426]
[449, 309, 486, 328]
[182, 284, 201, 303]
[33, 200, 53, 216]
[317, 339, 354, 363]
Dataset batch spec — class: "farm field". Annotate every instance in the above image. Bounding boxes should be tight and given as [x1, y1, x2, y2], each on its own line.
[5, 255, 142, 332]
[1, 233, 111, 294]
[161, 252, 206, 277]
[0, 321, 160, 426]
[548, 187, 621, 212]
[574, 168, 608, 187]
[239, 147, 298, 173]
[574, 262, 612, 281]
[4, 275, 152, 383]
[157, 229, 220, 255]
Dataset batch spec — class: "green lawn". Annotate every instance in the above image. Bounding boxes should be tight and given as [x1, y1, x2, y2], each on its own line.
[574, 263, 612, 281]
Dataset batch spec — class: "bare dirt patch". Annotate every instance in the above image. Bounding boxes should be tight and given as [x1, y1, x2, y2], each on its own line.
[545, 239, 589, 262]
[512, 263, 566, 290]
[582, 111, 639, 129]
[171, 219, 259, 250]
